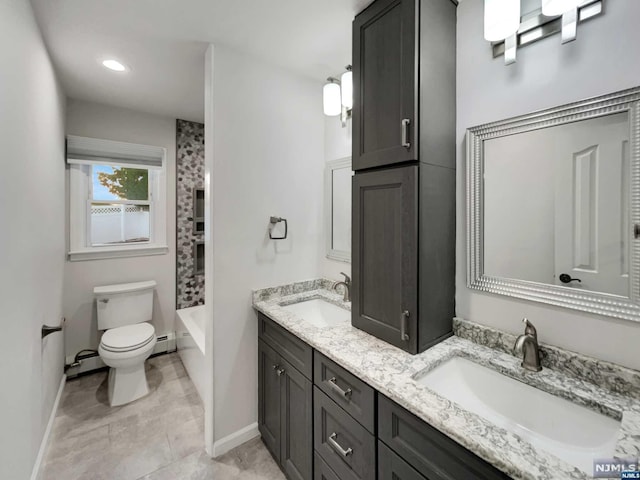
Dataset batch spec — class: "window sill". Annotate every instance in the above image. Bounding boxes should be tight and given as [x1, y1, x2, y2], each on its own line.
[68, 244, 169, 262]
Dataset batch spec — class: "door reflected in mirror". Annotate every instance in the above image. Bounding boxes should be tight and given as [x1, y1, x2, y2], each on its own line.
[326, 157, 352, 263]
[467, 87, 640, 322]
[483, 112, 630, 298]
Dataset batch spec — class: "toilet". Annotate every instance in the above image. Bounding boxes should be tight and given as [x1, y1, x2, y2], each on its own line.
[95, 280, 157, 407]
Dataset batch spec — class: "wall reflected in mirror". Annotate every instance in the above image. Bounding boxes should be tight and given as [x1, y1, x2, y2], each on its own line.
[326, 157, 352, 262]
[483, 111, 630, 297]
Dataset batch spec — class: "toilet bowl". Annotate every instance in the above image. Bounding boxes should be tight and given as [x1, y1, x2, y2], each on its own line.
[94, 280, 157, 407]
[98, 322, 157, 406]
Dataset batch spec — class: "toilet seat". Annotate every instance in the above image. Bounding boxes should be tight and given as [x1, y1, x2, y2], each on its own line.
[100, 322, 155, 353]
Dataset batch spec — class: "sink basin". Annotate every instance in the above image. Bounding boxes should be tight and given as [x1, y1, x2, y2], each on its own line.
[280, 298, 350, 328]
[416, 356, 620, 474]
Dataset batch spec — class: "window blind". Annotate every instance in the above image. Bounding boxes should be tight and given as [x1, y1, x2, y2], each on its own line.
[66, 135, 165, 170]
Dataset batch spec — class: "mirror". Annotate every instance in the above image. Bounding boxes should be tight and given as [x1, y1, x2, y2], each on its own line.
[467, 87, 640, 322]
[326, 157, 352, 262]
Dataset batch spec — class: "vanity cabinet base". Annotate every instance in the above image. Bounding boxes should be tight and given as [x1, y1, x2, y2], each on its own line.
[378, 396, 510, 480]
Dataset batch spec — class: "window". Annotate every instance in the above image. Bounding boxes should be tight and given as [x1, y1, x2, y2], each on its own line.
[68, 135, 168, 261]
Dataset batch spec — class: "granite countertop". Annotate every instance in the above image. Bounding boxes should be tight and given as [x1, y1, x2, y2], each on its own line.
[252, 279, 640, 480]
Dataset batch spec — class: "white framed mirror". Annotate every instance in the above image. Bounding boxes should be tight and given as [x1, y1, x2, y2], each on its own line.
[325, 157, 352, 263]
[467, 86, 640, 322]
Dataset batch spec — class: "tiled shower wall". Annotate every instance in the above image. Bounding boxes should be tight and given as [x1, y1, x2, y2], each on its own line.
[176, 119, 205, 309]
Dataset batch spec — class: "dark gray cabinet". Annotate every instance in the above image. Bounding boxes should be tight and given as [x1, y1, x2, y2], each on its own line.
[314, 352, 376, 434]
[378, 441, 426, 480]
[378, 396, 510, 480]
[314, 388, 376, 480]
[352, 0, 417, 170]
[258, 339, 281, 459]
[351, 0, 457, 355]
[281, 358, 313, 480]
[257, 312, 513, 480]
[258, 332, 312, 480]
[315, 453, 342, 480]
[352, 166, 418, 353]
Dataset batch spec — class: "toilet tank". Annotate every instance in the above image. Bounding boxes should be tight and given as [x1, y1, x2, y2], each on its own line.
[94, 280, 156, 330]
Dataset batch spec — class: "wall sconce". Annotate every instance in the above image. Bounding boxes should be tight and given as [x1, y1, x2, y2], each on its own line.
[486, 0, 603, 66]
[323, 66, 352, 128]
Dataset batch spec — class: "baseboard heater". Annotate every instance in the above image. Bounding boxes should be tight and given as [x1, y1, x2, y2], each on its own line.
[65, 332, 176, 378]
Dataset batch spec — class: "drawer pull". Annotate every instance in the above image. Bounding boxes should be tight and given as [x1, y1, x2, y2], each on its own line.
[401, 118, 411, 148]
[400, 310, 410, 342]
[328, 377, 352, 399]
[328, 432, 353, 457]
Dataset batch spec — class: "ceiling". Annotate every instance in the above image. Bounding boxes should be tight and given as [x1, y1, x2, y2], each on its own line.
[30, 0, 371, 122]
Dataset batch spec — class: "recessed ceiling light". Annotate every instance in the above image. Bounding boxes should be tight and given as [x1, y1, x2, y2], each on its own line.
[102, 59, 127, 72]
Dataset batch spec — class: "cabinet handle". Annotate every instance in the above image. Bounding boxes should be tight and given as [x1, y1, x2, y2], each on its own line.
[328, 433, 353, 457]
[401, 119, 411, 148]
[400, 310, 410, 342]
[328, 377, 352, 399]
[276, 367, 285, 376]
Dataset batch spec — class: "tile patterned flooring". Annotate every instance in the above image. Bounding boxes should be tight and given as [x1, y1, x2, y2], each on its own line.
[41, 353, 285, 480]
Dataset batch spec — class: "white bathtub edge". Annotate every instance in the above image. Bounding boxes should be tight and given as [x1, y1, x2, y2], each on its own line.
[176, 306, 206, 403]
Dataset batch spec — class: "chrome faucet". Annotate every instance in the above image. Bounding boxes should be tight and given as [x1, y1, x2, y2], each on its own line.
[333, 272, 351, 302]
[513, 318, 542, 372]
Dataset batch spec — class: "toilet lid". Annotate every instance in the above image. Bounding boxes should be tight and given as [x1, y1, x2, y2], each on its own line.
[101, 322, 155, 352]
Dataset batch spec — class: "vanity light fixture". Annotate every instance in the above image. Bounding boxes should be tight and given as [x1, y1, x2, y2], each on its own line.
[487, 0, 603, 66]
[484, 0, 520, 65]
[484, 0, 520, 42]
[542, 0, 581, 43]
[340, 66, 353, 110]
[323, 78, 341, 117]
[323, 66, 353, 128]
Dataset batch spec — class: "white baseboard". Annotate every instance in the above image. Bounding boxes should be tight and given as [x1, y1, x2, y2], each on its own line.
[212, 422, 260, 458]
[65, 332, 176, 377]
[30, 374, 66, 480]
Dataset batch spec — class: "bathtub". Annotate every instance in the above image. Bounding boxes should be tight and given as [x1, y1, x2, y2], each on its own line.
[176, 305, 206, 401]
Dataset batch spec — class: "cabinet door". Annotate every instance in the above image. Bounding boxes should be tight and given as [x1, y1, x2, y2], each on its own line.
[258, 339, 281, 461]
[314, 388, 376, 480]
[378, 396, 511, 480]
[352, 0, 417, 170]
[280, 358, 313, 480]
[378, 441, 426, 480]
[352, 166, 418, 353]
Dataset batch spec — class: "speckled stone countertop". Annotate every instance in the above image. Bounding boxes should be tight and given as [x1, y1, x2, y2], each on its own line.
[253, 279, 640, 480]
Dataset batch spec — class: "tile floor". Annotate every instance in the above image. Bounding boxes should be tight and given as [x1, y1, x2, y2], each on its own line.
[41, 353, 285, 480]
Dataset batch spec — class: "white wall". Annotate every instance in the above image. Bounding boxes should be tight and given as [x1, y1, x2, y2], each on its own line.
[322, 115, 353, 280]
[64, 99, 176, 360]
[456, 0, 640, 369]
[207, 45, 325, 444]
[0, 1, 66, 478]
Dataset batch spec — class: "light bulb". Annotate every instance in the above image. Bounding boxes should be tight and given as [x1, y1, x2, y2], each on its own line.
[102, 59, 127, 72]
[484, 0, 521, 42]
[542, 0, 581, 16]
[323, 80, 341, 117]
[340, 70, 353, 109]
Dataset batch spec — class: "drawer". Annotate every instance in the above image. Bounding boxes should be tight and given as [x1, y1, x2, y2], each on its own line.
[378, 441, 426, 480]
[314, 388, 375, 480]
[314, 351, 375, 433]
[314, 452, 341, 480]
[259, 313, 313, 379]
[378, 396, 510, 480]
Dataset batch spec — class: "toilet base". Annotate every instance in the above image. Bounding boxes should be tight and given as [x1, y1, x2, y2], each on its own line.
[108, 363, 150, 407]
